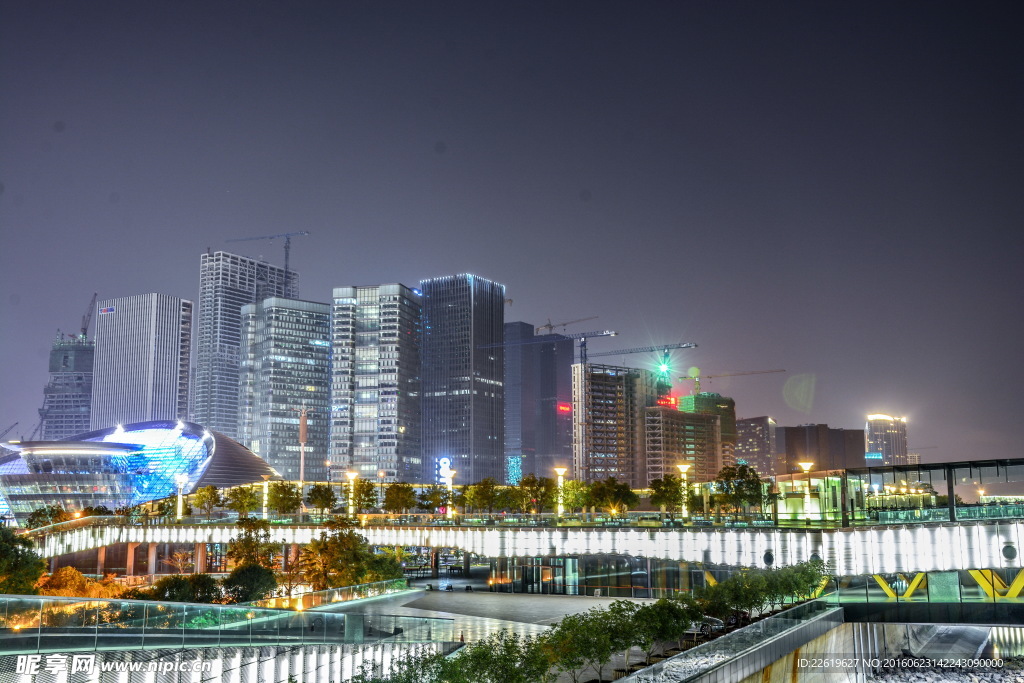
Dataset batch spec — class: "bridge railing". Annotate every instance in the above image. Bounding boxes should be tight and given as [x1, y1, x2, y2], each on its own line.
[0, 594, 454, 655]
[247, 578, 411, 610]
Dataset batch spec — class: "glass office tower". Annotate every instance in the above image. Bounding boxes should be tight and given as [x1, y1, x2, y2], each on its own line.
[90, 293, 192, 429]
[194, 251, 296, 438]
[330, 284, 422, 483]
[239, 298, 330, 482]
[420, 274, 505, 484]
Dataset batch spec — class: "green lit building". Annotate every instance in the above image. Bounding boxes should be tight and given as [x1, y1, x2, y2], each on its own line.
[680, 392, 736, 470]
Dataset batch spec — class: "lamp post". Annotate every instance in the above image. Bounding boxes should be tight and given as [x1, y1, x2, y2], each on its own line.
[554, 467, 567, 518]
[378, 469, 386, 511]
[175, 473, 189, 521]
[261, 474, 271, 520]
[798, 462, 814, 524]
[676, 464, 691, 519]
[346, 471, 358, 518]
[445, 469, 456, 520]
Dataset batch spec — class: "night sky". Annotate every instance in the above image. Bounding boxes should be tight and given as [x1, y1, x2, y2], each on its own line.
[2, 2, 1021, 462]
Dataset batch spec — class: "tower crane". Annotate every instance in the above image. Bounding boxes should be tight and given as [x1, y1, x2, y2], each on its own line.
[536, 316, 598, 335]
[226, 231, 310, 290]
[478, 329, 618, 363]
[588, 342, 698, 379]
[679, 369, 785, 394]
[0, 422, 18, 441]
[80, 292, 97, 339]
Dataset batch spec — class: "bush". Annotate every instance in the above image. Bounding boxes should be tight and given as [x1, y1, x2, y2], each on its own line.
[222, 564, 276, 603]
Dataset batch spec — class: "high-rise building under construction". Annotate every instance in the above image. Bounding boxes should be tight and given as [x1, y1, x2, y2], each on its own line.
[193, 252, 296, 438]
[38, 334, 95, 440]
[572, 363, 668, 488]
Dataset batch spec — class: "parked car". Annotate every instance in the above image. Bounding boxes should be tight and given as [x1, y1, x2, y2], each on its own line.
[686, 615, 725, 636]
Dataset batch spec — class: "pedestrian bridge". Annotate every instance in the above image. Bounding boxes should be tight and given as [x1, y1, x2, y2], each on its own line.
[26, 516, 1024, 577]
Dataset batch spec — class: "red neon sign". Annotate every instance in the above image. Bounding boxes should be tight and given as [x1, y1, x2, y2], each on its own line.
[557, 402, 572, 414]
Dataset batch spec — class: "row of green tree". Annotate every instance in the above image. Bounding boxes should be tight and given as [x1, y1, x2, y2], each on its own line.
[350, 559, 830, 683]
[22, 464, 771, 528]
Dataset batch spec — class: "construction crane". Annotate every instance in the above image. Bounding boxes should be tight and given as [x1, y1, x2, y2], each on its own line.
[679, 369, 785, 393]
[479, 329, 618, 363]
[0, 422, 18, 441]
[226, 231, 310, 290]
[80, 292, 97, 339]
[536, 316, 598, 335]
[588, 342, 698, 378]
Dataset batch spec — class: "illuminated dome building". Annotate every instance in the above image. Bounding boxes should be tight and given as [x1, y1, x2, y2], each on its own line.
[0, 420, 279, 525]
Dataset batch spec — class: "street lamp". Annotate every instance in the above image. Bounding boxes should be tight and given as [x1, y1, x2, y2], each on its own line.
[676, 464, 691, 519]
[175, 473, 189, 521]
[261, 474, 271, 520]
[798, 462, 814, 523]
[346, 471, 358, 518]
[378, 469, 386, 510]
[445, 469, 456, 520]
[554, 467, 567, 518]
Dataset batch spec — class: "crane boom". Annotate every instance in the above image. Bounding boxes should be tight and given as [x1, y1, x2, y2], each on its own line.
[536, 316, 598, 335]
[478, 330, 616, 350]
[679, 369, 785, 393]
[226, 231, 310, 290]
[0, 422, 18, 441]
[588, 342, 698, 358]
[81, 292, 97, 338]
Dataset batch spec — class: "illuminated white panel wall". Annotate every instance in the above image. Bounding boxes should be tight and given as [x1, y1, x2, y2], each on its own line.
[36, 520, 1024, 575]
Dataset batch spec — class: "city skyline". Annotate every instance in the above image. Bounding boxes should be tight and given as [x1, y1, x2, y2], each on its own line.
[2, 2, 1020, 464]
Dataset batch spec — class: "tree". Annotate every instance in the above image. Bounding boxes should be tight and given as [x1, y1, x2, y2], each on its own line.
[465, 478, 500, 512]
[155, 498, 192, 518]
[307, 483, 338, 516]
[81, 505, 114, 517]
[604, 600, 640, 670]
[222, 564, 277, 603]
[447, 630, 556, 683]
[25, 505, 71, 529]
[162, 549, 194, 574]
[267, 482, 302, 516]
[649, 475, 685, 516]
[275, 545, 305, 598]
[0, 526, 46, 594]
[567, 607, 616, 682]
[383, 482, 417, 513]
[225, 486, 261, 518]
[353, 478, 378, 513]
[713, 465, 765, 515]
[560, 480, 590, 513]
[299, 535, 340, 591]
[517, 474, 557, 513]
[226, 517, 277, 569]
[416, 485, 449, 513]
[544, 613, 588, 683]
[588, 477, 639, 513]
[192, 485, 224, 520]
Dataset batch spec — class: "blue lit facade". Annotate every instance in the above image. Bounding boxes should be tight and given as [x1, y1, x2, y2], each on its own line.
[0, 420, 278, 525]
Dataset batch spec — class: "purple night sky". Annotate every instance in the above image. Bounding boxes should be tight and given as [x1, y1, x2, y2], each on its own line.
[1, 2, 1021, 462]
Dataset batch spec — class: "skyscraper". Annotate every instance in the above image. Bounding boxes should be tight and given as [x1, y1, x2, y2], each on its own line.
[776, 424, 865, 472]
[330, 284, 422, 483]
[736, 416, 779, 476]
[193, 252, 296, 438]
[238, 297, 330, 482]
[572, 363, 668, 488]
[644, 405, 722, 484]
[39, 334, 94, 440]
[90, 294, 192, 428]
[420, 274, 505, 484]
[503, 323, 574, 483]
[865, 414, 908, 466]
[680, 392, 737, 470]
